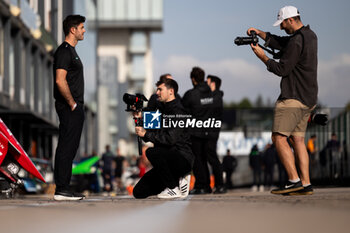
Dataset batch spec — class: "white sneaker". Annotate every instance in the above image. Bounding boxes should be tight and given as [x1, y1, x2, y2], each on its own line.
[179, 174, 191, 198]
[251, 185, 258, 192]
[259, 185, 265, 192]
[157, 187, 182, 199]
[53, 191, 85, 201]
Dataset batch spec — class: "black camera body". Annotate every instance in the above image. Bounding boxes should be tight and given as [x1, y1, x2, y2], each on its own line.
[310, 113, 328, 126]
[234, 31, 259, 46]
[123, 93, 148, 155]
[123, 93, 148, 112]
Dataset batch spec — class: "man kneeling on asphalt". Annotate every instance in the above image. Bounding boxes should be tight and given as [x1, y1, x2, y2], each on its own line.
[133, 78, 194, 199]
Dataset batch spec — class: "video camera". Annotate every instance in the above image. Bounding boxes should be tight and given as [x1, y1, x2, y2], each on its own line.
[123, 93, 148, 155]
[234, 31, 259, 46]
[123, 93, 148, 112]
[310, 112, 328, 126]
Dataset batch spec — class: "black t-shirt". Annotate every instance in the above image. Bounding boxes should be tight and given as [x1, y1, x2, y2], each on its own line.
[53, 41, 84, 104]
[115, 156, 125, 173]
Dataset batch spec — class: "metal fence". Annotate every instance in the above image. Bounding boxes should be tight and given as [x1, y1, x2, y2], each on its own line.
[306, 109, 350, 183]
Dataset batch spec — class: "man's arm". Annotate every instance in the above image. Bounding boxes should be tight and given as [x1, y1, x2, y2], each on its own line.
[251, 33, 302, 75]
[135, 126, 179, 146]
[265, 35, 302, 77]
[247, 27, 290, 50]
[250, 43, 269, 64]
[55, 69, 77, 111]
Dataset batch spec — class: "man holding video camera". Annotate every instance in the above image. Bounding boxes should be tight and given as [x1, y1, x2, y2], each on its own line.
[247, 6, 317, 195]
[132, 78, 194, 199]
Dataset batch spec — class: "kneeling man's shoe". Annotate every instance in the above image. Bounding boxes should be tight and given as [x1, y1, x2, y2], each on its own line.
[157, 187, 182, 199]
[179, 174, 191, 198]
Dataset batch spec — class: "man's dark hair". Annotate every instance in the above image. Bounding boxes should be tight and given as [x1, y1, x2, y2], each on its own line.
[190, 67, 205, 83]
[207, 75, 222, 90]
[158, 73, 172, 82]
[156, 78, 178, 95]
[63, 15, 86, 36]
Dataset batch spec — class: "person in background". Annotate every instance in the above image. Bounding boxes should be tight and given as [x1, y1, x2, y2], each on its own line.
[205, 75, 226, 194]
[326, 133, 341, 179]
[249, 144, 263, 192]
[182, 67, 214, 195]
[114, 148, 126, 193]
[263, 143, 277, 190]
[100, 145, 115, 192]
[222, 149, 237, 189]
[307, 135, 317, 178]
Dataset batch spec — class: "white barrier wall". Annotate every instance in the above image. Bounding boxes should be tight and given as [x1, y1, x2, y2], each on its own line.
[217, 131, 272, 156]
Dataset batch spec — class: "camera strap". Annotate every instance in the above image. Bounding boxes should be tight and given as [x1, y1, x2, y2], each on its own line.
[258, 44, 281, 59]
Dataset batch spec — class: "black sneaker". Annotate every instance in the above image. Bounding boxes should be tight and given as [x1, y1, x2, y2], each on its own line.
[189, 187, 212, 195]
[284, 185, 313, 196]
[213, 186, 227, 194]
[271, 180, 303, 195]
[54, 190, 85, 201]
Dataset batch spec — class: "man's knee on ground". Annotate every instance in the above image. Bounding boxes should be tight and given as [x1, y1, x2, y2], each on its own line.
[145, 147, 156, 161]
[132, 185, 147, 199]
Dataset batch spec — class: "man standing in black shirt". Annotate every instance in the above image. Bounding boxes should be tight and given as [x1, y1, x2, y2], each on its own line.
[206, 75, 226, 193]
[182, 67, 214, 194]
[133, 79, 194, 199]
[247, 6, 318, 195]
[53, 15, 86, 201]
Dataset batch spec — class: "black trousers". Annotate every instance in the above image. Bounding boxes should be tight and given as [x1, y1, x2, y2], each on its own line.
[264, 165, 274, 187]
[133, 147, 191, 199]
[224, 169, 234, 189]
[102, 170, 113, 191]
[54, 101, 85, 191]
[252, 167, 261, 186]
[191, 136, 224, 189]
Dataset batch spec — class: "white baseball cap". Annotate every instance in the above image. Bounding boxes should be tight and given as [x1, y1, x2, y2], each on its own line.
[273, 6, 300, 26]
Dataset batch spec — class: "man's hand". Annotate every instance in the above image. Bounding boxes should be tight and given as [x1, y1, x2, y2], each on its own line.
[135, 126, 146, 137]
[247, 27, 266, 40]
[71, 102, 77, 111]
[250, 43, 269, 64]
[132, 110, 142, 118]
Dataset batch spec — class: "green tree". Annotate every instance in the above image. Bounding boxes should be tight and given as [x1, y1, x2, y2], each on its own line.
[238, 97, 252, 109]
[254, 94, 264, 108]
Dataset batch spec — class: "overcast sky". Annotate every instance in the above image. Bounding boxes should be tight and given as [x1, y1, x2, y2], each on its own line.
[151, 0, 350, 108]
